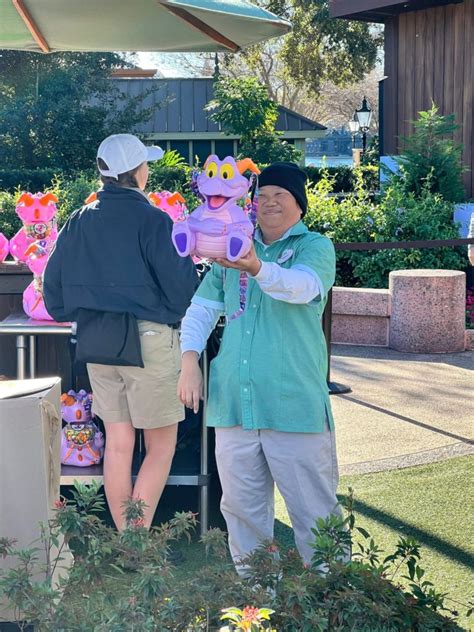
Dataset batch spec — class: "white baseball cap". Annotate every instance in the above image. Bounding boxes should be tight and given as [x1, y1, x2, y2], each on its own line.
[97, 133, 164, 179]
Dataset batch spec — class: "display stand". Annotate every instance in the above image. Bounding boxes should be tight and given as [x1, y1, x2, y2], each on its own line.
[0, 313, 212, 534]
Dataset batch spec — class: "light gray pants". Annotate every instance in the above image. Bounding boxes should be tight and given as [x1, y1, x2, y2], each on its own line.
[215, 426, 341, 572]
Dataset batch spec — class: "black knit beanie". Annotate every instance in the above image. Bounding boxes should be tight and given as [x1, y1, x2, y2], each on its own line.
[257, 162, 308, 216]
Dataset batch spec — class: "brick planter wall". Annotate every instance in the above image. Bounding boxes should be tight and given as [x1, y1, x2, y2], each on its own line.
[465, 329, 474, 351]
[332, 287, 390, 346]
[332, 284, 471, 351]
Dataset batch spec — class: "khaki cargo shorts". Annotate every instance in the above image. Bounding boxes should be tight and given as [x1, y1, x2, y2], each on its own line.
[87, 320, 184, 429]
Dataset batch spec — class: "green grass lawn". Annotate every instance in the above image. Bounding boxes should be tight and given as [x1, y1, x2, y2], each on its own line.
[273, 455, 473, 631]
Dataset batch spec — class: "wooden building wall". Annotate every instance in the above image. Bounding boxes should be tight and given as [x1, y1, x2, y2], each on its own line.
[383, 0, 473, 197]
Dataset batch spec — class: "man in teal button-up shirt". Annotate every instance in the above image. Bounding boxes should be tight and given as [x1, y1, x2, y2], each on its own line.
[178, 162, 342, 570]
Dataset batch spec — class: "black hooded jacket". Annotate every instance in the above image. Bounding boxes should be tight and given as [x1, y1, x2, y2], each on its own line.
[44, 185, 198, 324]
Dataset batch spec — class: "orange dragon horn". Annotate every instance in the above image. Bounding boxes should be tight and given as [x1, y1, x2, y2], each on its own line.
[236, 158, 261, 175]
[84, 192, 98, 204]
[39, 192, 59, 205]
[61, 394, 75, 406]
[148, 192, 161, 205]
[167, 192, 185, 205]
[17, 192, 34, 206]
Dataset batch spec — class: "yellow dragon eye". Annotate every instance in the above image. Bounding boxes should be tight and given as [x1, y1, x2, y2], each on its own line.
[206, 161, 218, 178]
[220, 164, 235, 180]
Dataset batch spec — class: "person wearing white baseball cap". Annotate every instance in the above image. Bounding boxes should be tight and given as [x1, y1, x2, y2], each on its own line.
[97, 133, 164, 182]
[44, 133, 198, 531]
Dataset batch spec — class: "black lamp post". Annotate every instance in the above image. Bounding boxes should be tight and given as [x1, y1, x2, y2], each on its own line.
[355, 96, 372, 153]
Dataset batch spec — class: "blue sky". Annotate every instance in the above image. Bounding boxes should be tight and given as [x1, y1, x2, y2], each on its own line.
[136, 52, 197, 77]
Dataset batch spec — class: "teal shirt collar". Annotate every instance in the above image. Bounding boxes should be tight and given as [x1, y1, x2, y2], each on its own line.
[254, 220, 308, 247]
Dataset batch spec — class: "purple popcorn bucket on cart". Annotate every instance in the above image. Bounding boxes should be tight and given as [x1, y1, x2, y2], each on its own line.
[60, 390, 104, 467]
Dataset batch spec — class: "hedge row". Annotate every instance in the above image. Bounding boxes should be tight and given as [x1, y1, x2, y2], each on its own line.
[0, 164, 380, 195]
[304, 165, 379, 193]
[0, 169, 61, 192]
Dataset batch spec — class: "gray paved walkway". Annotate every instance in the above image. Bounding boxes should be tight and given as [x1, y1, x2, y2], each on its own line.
[329, 345, 474, 475]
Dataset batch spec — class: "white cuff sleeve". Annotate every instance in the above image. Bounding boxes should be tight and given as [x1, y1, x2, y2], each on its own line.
[251, 261, 322, 304]
[180, 301, 222, 355]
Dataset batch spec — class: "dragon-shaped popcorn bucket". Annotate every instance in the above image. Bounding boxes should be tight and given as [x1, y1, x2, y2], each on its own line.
[148, 191, 204, 264]
[148, 191, 187, 222]
[60, 390, 104, 467]
[171, 155, 260, 262]
[9, 192, 58, 263]
[10, 192, 59, 320]
[0, 233, 9, 263]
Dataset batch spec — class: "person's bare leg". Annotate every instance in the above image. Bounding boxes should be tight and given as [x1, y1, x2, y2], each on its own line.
[132, 423, 178, 528]
[103, 421, 136, 530]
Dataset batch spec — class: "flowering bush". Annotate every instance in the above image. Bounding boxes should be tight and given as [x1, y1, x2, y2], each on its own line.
[466, 287, 474, 329]
[0, 483, 469, 631]
[220, 606, 275, 631]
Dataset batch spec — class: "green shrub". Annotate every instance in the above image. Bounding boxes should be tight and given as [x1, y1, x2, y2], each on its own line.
[0, 168, 60, 192]
[49, 171, 99, 228]
[147, 163, 190, 195]
[148, 151, 211, 212]
[304, 172, 467, 288]
[304, 165, 379, 193]
[0, 190, 21, 238]
[348, 182, 466, 288]
[239, 131, 302, 166]
[0, 483, 467, 631]
[305, 172, 381, 286]
[303, 105, 468, 287]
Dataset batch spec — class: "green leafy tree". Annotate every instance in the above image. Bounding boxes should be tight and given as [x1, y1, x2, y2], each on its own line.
[206, 76, 301, 164]
[233, 0, 382, 99]
[0, 51, 155, 172]
[395, 104, 466, 203]
[360, 135, 380, 167]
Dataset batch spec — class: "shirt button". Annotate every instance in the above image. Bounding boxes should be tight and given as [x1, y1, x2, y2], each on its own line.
[246, 330, 251, 334]
[252, 304, 257, 308]
[243, 359, 248, 364]
[265, 253, 269, 257]
[243, 388, 248, 392]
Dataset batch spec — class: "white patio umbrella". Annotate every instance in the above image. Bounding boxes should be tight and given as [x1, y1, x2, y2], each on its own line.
[0, 0, 291, 53]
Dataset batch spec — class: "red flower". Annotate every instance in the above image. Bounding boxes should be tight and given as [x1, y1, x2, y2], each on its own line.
[242, 606, 261, 622]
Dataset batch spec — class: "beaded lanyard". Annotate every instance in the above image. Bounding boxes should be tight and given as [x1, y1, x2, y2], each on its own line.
[226, 173, 259, 322]
[190, 168, 205, 204]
